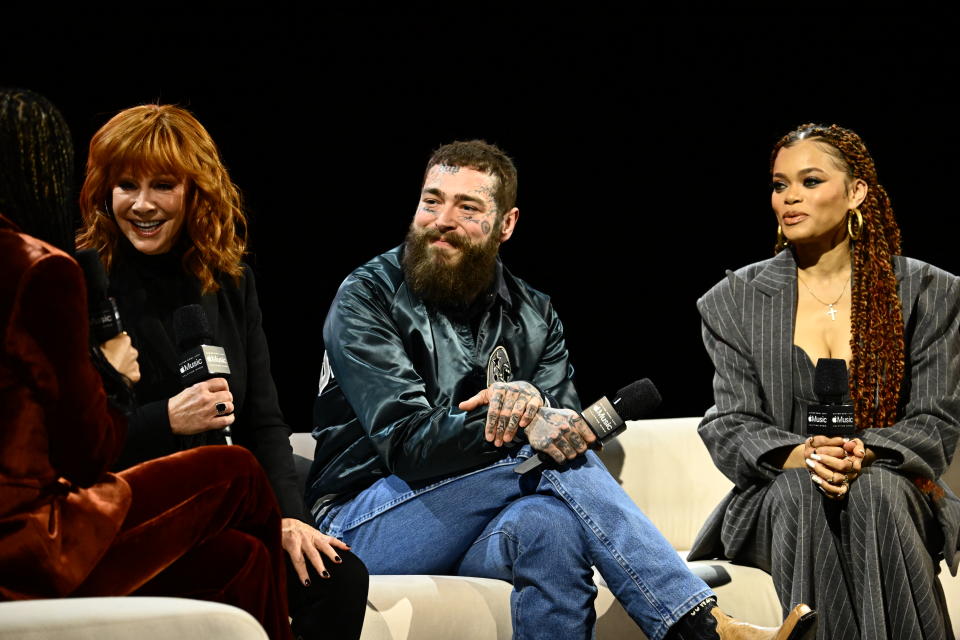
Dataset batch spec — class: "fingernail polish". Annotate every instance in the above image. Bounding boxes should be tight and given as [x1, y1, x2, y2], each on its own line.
[304, 579, 311, 587]
[334, 556, 342, 563]
[811, 474, 823, 485]
[321, 570, 330, 578]
[805, 459, 817, 469]
[810, 453, 822, 461]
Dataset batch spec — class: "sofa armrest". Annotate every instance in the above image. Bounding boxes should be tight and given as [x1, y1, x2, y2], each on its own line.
[0, 597, 267, 640]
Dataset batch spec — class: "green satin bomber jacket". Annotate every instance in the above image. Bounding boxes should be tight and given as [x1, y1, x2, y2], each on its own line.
[305, 246, 581, 510]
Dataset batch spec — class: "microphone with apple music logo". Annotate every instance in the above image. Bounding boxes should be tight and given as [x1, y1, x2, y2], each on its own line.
[172, 304, 233, 439]
[514, 379, 662, 474]
[75, 248, 123, 343]
[805, 358, 856, 436]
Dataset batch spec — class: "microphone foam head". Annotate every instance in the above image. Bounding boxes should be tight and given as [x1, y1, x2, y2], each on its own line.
[612, 378, 662, 420]
[814, 358, 849, 402]
[173, 304, 214, 351]
[75, 249, 109, 299]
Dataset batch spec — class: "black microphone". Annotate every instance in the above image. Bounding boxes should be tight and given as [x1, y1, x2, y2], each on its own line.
[75, 249, 122, 343]
[805, 358, 856, 436]
[172, 304, 231, 387]
[514, 379, 662, 474]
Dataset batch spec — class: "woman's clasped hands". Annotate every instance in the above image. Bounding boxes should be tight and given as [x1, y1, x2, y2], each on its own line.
[803, 435, 873, 499]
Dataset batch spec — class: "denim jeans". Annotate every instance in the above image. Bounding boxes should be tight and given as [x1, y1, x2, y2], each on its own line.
[317, 446, 712, 640]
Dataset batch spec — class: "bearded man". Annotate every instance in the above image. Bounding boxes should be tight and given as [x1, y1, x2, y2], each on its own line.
[305, 140, 814, 640]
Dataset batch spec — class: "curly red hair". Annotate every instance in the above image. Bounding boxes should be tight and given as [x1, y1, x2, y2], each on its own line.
[772, 124, 939, 496]
[77, 104, 246, 293]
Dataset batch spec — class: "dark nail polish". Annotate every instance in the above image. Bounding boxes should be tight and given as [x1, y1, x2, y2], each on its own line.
[303, 579, 311, 587]
[321, 570, 330, 578]
[334, 555, 342, 563]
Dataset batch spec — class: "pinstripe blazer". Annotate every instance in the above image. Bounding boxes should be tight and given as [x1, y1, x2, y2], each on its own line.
[690, 248, 960, 574]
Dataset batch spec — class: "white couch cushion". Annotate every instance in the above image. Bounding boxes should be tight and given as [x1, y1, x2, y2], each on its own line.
[0, 597, 267, 640]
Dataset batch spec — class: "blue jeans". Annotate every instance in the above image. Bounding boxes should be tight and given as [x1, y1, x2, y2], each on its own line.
[317, 447, 712, 640]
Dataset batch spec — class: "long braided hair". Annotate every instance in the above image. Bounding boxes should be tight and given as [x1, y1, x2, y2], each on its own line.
[771, 124, 934, 492]
[0, 88, 76, 252]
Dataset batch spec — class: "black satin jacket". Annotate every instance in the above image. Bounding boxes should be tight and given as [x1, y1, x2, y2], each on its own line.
[306, 246, 580, 507]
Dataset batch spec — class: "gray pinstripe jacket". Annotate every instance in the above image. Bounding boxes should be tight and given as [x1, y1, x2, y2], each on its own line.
[689, 249, 960, 574]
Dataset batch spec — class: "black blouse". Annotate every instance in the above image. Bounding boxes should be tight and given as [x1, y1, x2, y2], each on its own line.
[109, 238, 306, 521]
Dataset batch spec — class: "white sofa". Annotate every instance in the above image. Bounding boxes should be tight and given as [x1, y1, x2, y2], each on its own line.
[3, 419, 954, 639]
[291, 417, 960, 639]
[0, 597, 268, 640]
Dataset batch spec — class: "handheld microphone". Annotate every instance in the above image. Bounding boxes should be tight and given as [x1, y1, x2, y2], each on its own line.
[514, 379, 662, 474]
[172, 304, 231, 387]
[75, 249, 122, 343]
[805, 358, 856, 436]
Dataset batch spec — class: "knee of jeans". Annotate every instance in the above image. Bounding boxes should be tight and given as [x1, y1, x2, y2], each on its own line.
[505, 495, 581, 544]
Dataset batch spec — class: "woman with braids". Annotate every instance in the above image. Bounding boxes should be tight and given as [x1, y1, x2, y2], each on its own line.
[1, 88, 294, 638]
[76, 104, 368, 640]
[690, 123, 960, 639]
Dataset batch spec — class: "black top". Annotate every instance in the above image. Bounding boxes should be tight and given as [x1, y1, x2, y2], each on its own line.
[109, 238, 306, 521]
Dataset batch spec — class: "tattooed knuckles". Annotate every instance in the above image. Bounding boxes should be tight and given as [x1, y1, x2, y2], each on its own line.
[487, 381, 542, 447]
[527, 408, 594, 463]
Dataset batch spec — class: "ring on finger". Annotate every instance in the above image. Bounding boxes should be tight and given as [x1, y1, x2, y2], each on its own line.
[215, 401, 228, 416]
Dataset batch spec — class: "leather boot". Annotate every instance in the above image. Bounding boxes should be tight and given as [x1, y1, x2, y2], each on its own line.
[711, 604, 817, 640]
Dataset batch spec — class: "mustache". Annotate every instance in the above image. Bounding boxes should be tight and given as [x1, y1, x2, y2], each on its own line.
[418, 226, 467, 249]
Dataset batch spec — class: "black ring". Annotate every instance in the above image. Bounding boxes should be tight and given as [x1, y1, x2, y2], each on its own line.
[215, 402, 227, 415]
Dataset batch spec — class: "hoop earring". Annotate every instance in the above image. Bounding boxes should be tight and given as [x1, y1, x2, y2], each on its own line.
[847, 208, 863, 241]
[775, 225, 790, 251]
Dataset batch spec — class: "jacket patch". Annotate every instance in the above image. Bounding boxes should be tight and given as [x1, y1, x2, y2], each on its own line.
[486, 346, 513, 386]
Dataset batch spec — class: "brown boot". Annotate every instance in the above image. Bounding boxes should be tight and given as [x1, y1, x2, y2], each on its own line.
[711, 604, 816, 640]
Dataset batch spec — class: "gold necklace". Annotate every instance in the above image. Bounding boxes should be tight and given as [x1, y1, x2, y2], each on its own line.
[798, 275, 849, 321]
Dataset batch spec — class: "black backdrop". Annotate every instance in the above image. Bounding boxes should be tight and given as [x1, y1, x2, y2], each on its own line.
[5, 13, 958, 429]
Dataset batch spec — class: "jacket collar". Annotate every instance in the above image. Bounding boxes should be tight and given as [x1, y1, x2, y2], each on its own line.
[492, 260, 513, 309]
[745, 249, 797, 429]
[750, 248, 797, 298]
[752, 247, 906, 299]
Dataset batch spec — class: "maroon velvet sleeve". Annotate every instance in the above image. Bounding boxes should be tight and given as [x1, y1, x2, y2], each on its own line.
[10, 252, 127, 487]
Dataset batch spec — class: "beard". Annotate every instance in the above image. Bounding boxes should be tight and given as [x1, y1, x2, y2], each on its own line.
[402, 223, 501, 309]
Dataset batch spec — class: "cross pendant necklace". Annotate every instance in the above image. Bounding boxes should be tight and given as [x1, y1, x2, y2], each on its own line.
[798, 274, 850, 322]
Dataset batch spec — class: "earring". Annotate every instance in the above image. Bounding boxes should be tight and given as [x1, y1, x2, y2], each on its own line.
[847, 208, 863, 241]
[775, 225, 790, 251]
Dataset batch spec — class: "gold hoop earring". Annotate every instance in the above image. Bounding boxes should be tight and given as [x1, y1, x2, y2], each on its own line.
[847, 208, 863, 241]
[775, 225, 790, 251]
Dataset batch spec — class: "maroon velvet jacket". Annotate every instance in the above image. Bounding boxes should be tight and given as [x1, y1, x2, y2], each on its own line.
[0, 214, 131, 599]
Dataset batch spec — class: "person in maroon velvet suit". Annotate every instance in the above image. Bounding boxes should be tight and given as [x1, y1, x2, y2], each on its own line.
[0, 88, 294, 640]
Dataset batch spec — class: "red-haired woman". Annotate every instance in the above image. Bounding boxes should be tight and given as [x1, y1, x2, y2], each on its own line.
[1, 88, 293, 639]
[691, 124, 959, 639]
[77, 105, 367, 640]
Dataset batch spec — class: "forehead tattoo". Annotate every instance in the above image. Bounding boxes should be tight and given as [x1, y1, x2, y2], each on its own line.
[435, 164, 461, 174]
